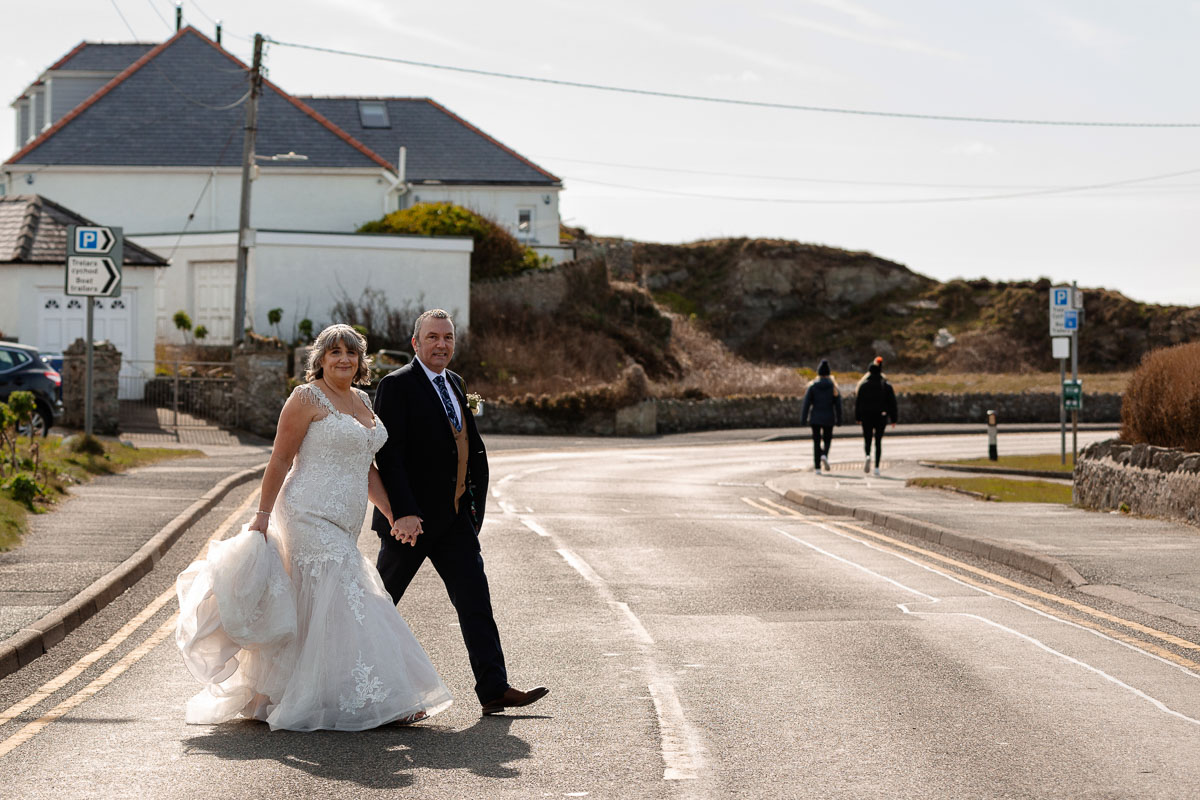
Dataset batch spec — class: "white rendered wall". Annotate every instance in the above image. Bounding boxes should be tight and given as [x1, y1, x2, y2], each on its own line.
[404, 185, 561, 246]
[0, 262, 158, 363]
[251, 231, 473, 342]
[134, 231, 473, 346]
[2, 167, 390, 235]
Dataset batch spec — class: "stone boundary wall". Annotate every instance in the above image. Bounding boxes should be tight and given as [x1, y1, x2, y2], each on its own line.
[61, 339, 121, 435]
[1074, 439, 1200, 528]
[474, 390, 1122, 436]
[472, 259, 607, 315]
[233, 338, 289, 440]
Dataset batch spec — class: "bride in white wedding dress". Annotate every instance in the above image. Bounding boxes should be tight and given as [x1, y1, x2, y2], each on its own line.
[176, 324, 452, 731]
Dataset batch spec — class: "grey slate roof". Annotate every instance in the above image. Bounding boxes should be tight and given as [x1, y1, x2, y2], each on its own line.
[8, 28, 559, 186]
[300, 97, 560, 185]
[51, 42, 156, 72]
[8, 29, 385, 170]
[0, 195, 167, 266]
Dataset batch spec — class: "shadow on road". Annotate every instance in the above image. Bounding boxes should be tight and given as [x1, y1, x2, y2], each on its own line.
[181, 715, 534, 787]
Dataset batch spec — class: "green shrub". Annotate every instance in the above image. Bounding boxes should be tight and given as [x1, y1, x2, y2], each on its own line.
[4, 473, 41, 508]
[1120, 341, 1200, 451]
[359, 202, 545, 281]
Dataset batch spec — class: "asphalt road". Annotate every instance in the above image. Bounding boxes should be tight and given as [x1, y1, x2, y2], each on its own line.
[2, 431, 1198, 799]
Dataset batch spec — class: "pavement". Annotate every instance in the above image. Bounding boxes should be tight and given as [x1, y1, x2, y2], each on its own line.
[4, 422, 1199, 680]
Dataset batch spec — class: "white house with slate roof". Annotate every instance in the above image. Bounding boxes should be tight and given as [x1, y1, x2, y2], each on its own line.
[2, 26, 567, 345]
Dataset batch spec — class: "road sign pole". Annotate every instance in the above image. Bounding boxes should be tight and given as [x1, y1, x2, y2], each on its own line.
[1060, 356, 1067, 464]
[1071, 281, 1079, 464]
[85, 298, 94, 438]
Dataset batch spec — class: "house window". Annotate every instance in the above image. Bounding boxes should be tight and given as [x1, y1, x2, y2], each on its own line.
[517, 208, 533, 238]
[358, 101, 390, 128]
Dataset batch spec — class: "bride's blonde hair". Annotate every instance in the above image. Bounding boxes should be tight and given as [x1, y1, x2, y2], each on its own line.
[305, 324, 373, 385]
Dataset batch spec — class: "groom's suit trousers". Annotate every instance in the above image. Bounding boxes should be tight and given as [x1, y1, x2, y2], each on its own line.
[376, 505, 508, 704]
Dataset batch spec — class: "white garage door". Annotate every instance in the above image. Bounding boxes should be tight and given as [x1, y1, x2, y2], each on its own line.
[193, 261, 235, 344]
[38, 289, 140, 398]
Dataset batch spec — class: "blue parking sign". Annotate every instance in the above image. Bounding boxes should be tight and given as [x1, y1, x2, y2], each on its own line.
[1064, 310, 1078, 330]
[1053, 288, 1070, 307]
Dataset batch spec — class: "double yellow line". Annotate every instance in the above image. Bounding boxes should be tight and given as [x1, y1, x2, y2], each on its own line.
[743, 495, 1200, 672]
[0, 489, 261, 758]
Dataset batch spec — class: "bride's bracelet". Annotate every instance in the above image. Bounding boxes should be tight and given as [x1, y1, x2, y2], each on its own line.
[255, 510, 270, 518]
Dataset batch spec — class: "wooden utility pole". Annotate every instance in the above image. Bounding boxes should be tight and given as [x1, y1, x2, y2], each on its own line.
[233, 33, 263, 344]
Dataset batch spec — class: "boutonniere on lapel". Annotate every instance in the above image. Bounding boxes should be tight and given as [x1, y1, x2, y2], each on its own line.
[466, 392, 484, 416]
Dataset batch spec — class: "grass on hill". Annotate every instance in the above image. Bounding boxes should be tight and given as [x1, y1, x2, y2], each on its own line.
[0, 437, 201, 551]
[907, 476, 1073, 504]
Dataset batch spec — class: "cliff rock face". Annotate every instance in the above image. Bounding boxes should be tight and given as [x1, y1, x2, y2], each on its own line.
[631, 238, 930, 350]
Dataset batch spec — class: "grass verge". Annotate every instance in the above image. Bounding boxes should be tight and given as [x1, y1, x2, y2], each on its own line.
[934, 454, 1075, 473]
[906, 476, 1073, 504]
[0, 437, 202, 551]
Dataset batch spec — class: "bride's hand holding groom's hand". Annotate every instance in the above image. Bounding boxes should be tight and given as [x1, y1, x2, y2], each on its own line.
[391, 514, 423, 547]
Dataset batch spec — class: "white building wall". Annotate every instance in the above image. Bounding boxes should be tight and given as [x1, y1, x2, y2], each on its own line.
[0, 262, 159, 365]
[1, 167, 390, 235]
[405, 184, 561, 247]
[134, 231, 473, 347]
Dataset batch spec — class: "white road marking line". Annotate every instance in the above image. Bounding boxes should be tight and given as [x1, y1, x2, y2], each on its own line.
[649, 682, 704, 781]
[521, 519, 550, 537]
[552, 543, 705, 781]
[0, 490, 259, 750]
[774, 522, 1200, 727]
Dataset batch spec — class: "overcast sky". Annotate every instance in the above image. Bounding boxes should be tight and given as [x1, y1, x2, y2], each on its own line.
[5, 0, 1198, 306]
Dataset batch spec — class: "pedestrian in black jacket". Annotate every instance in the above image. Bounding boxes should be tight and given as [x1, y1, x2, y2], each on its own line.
[854, 358, 898, 476]
[800, 359, 842, 473]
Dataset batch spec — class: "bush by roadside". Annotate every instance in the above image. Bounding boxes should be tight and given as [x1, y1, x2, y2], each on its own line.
[1119, 341, 1200, 451]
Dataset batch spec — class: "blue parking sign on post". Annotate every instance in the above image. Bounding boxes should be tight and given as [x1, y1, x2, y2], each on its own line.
[1053, 288, 1070, 307]
[1064, 310, 1078, 330]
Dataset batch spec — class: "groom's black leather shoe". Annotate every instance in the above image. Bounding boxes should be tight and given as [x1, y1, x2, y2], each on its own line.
[481, 686, 549, 715]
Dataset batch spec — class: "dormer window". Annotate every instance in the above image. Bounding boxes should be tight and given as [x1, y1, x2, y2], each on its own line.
[358, 101, 390, 128]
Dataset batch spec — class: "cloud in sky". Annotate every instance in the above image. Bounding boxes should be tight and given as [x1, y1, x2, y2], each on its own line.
[1039, 9, 1127, 50]
[950, 141, 998, 157]
[772, 12, 963, 60]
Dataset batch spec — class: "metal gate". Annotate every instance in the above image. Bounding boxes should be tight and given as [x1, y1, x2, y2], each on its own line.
[119, 360, 238, 431]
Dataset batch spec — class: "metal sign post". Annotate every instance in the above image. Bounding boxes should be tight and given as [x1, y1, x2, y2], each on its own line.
[1050, 283, 1084, 465]
[1052, 335, 1070, 463]
[66, 224, 123, 437]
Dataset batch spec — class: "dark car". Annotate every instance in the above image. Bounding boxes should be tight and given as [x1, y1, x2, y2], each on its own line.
[0, 341, 64, 436]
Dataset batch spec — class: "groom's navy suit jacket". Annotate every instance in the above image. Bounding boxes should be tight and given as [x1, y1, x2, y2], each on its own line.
[370, 360, 489, 538]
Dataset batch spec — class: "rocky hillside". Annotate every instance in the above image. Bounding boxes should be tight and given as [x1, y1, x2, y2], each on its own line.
[569, 231, 1199, 374]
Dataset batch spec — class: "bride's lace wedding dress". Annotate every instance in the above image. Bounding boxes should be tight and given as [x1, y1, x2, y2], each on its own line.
[176, 383, 453, 731]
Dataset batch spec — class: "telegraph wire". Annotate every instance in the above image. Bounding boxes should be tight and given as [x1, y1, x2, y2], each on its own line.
[266, 37, 1200, 129]
[566, 165, 1200, 205]
[144, 0, 173, 31]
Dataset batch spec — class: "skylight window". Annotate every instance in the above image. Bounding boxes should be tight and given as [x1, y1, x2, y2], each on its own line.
[358, 101, 390, 128]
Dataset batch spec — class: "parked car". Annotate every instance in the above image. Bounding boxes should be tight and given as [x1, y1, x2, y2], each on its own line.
[0, 341, 64, 436]
[40, 352, 64, 401]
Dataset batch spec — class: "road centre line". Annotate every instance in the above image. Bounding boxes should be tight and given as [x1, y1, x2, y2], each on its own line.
[757, 495, 1200, 656]
[772, 524, 1200, 728]
[549, 544, 703, 780]
[0, 489, 260, 755]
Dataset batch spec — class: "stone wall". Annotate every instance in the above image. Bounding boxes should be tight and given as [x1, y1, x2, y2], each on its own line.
[474, 390, 1121, 436]
[61, 339, 121, 435]
[1074, 439, 1200, 527]
[472, 258, 608, 315]
[899, 391, 1121, 424]
[233, 336, 289, 440]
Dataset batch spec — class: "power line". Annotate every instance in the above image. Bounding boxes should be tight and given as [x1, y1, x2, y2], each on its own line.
[144, 0, 173, 31]
[566, 165, 1200, 205]
[266, 37, 1200, 129]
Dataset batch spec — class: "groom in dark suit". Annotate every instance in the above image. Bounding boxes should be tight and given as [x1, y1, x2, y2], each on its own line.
[371, 309, 548, 715]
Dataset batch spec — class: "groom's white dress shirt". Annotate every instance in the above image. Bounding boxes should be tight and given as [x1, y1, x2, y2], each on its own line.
[416, 357, 464, 425]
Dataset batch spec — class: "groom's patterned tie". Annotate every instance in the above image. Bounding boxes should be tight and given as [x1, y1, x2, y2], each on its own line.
[433, 374, 462, 432]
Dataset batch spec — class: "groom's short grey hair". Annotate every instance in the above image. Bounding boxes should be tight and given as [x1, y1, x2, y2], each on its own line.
[412, 309, 454, 340]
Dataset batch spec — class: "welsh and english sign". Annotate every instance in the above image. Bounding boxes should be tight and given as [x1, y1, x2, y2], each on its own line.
[1049, 285, 1078, 336]
[65, 225, 123, 297]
